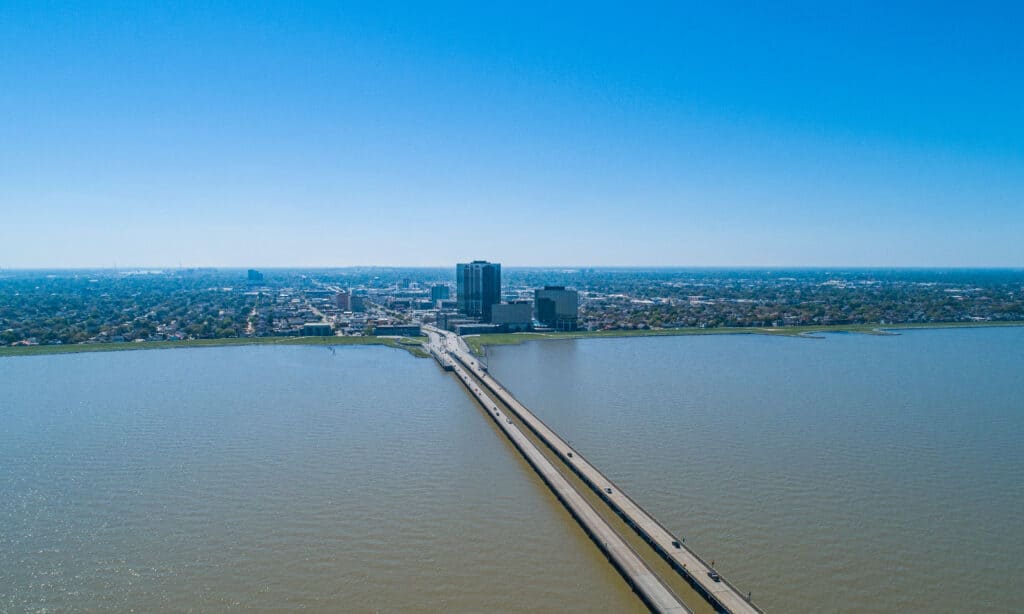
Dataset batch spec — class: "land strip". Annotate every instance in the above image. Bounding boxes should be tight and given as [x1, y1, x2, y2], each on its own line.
[463, 320, 1024, 354]
[0, 335, 430, 358]
[10, 319, 1021, 359]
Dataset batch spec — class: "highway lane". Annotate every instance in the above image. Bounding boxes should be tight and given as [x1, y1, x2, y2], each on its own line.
[428, 326, 762, 614]
[427, 328, 691, 613]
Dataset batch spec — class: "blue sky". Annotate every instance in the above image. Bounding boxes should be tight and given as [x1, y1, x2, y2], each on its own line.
[2, 1, 1022, 267]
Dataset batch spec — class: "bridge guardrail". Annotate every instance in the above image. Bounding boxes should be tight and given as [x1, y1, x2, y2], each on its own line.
[455, 351, 764, 614]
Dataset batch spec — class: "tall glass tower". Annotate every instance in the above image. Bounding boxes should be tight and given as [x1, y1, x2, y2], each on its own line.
[456, 260, 501, 322]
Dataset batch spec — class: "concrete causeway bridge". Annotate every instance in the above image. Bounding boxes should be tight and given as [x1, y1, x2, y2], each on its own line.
[424, 326, 763, 614]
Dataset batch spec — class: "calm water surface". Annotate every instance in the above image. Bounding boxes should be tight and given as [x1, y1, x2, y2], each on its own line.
[486, 327, 1024, 613]
[0, 345, 644, 613]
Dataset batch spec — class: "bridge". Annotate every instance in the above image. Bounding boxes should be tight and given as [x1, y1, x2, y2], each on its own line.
[425, 326, 763, 614]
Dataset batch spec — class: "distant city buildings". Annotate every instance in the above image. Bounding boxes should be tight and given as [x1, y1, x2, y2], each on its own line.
[457, 260, 501, 322]
[6, 268, 1023, 348]
[451, 261, 578, 333]
[247, 269, 264, 282]
[535, 286, 579, 331]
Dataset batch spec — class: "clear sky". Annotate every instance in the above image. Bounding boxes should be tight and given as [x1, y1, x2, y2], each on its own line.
[2, 1, 1022, 268]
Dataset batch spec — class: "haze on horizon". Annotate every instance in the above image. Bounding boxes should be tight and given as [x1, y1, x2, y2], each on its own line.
[2, 2, 1022, 269]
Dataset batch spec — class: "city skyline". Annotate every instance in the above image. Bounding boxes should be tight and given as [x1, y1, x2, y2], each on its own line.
[3, 3, 1023, 268]
[3, 5, 1022, 610]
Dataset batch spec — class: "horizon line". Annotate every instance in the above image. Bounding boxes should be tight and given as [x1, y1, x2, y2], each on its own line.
[2, 265, 1023, 272]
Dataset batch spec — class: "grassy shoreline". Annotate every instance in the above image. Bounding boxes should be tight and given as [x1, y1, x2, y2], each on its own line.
[462, 320, 1024, 354]
[4, 320, 1021, 359]
[0, 335, 430, 359]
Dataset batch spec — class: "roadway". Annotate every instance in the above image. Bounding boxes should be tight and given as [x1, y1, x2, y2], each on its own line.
[425, 329, 691, 614]
[426, 325, 763, 614]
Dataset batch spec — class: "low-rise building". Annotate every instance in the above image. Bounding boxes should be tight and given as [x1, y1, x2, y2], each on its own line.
[438, 311, 476, 331]
[490, 301, 533, 332]
[373, 325, 422, 336]
[302, 322, 333, 336]
[455, 323, 503, 335]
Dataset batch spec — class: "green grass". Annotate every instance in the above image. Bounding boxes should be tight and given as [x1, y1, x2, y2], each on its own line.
[462, 320, 1024, 354]
[0, 335, 430, 359]
[7, 321, 1022, 359]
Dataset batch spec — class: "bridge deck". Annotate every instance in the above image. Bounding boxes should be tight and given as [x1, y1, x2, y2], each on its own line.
[432, 328, 763, 614]
[444, 351, 691, 614]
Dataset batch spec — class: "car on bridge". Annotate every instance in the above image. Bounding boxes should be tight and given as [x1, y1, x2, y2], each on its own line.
[708, 570, 721, 582]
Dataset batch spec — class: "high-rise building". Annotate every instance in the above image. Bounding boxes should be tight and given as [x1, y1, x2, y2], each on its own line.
[334, 291, 351, 310]
[535, 286, 579, 331]
[430, 284, 450, 301]
[456, 260, 501, 322]
[247, 269, 264, 282]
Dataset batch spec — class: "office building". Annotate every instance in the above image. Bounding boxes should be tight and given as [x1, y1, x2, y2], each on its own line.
[437, 311, 475, 332]
[456, 260, 501, 322]
[431, 284, 450, 301]
[535, 286, 579, 331]
[334, 291, 351, 310]
[247, 269, 264, 282]
[490, 301, 533, 332]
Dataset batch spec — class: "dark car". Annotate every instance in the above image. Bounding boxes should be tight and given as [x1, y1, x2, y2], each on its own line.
[604, 487, 613, 494]
[671, 540, 681, 548]
[707, 570, 721, 582]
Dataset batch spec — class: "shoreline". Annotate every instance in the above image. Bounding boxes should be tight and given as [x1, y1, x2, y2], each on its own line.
[3, 320, 1022, 359]
[0, 335, 430, 359]
[462, 320, 1024, 354]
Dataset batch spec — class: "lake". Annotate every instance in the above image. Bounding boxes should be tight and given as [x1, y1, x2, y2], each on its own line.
[485, 327, 1024, 613]
[3, 327, 1022, 612]
[0, 344, 643, 613]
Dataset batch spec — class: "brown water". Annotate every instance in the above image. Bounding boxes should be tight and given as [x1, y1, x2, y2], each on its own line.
[0, 345, 644, 613]
[485, 327, 1024, 613]
[5, 328, 1022, 613]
